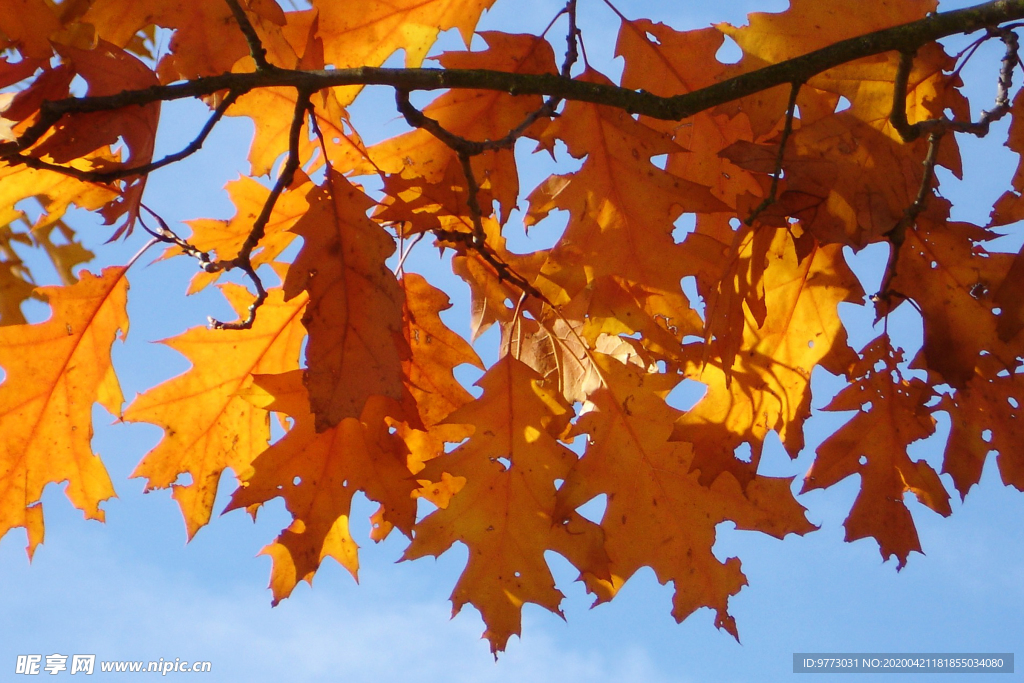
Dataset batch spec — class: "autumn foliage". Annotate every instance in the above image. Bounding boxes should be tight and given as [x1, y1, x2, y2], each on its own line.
[2, 0, 1024, 653]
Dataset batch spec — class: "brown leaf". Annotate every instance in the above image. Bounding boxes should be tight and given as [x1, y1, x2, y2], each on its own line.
[284, 171, 407, 431]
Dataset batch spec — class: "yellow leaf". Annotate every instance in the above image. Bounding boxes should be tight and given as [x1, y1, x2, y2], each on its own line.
[0, 267, 128, 557]
[124, 285, 307, 539]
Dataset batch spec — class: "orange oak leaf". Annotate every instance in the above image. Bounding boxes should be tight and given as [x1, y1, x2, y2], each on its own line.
[0, 267, 128, 557]
[883, 211, 1019, 389]
[722, 0, 936, 65]
[0, 0, 61, 59]
[0, 160, 118, 232]
[229, 87, 374, 178]
[729, 113, 947, 247]
[614, 19, 762, 209]
[400, 272, 483, 428]
[0, 258, 37, 326]
[804, 338, 951, 568]
[991, 89, 1024, 227]
[940, 355, 1024, 497]
[34, 41, 158, 167]
[313, 0, 496, 70]
[82, 0, 250, 82]
[718, 0, 963, 139]
[404, 355, 609, 654]
[672, 227, 862, 487]
[993, 242, 1024, 342]
[0, 214, 97, 326]
[375, 162, 496, 236]
[124, 285, 307, 539]
[554, 354, 813, 637]
[228, 370, 417, 603]
[284, 170, 408, 431]
[529, 69, 727, 304]
[182, 176, 309, 294]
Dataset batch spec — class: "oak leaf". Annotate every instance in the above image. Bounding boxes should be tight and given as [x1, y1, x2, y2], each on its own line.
[0, 267, 128, 557]
[672, 227, 862, 486]
[804, 339, 951, 568]
[404, 355, 610, 654]
[555, 354, 813, 637]
[283, 171, 408, 432]
[124, 285, 307, 539]
[228, 371, 417, 603]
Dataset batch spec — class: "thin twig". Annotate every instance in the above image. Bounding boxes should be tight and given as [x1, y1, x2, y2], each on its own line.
[891, 27, 1019, 142]
[394, 232, 425, 275]
[745, 81, 802, 226]
[3, 90, 241, 183]
[223, 0, 271, 70]
[208, 89, 311, 329]
[138, 204, 214, 271]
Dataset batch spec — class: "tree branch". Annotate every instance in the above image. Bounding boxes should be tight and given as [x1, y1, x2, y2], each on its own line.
[207, 89, 311, 330]
[3, 0, 1023, 165]
[878, 25, 1019, 305]
[2, 89, 242, 182]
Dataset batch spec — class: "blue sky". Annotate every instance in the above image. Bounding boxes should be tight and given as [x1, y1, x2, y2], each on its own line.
[1, 0, 1022, 680]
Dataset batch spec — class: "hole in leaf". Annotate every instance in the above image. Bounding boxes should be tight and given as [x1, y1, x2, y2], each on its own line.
[715, 34, 742, 64]
[645, 31, 661, 45]
[293, 476, 301, 486]
[734, 442, 752, 463]
[681, 276, 705, 322]
[1009, 397, 1019, 409]
[673, 213, 697, 242]
[496, 456, 511, 470]
[858, 455, 868, 466]
[577, 493, 607, 524]
[665, 377, 708, 412]
[982, 429, 993, 443]
[835, 95, 852, 112]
